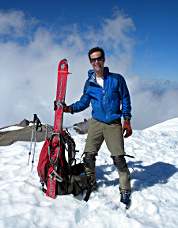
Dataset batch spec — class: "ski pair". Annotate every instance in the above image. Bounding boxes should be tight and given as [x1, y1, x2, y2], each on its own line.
[46, 59, 71, 199]
[45, 136, 64, 198]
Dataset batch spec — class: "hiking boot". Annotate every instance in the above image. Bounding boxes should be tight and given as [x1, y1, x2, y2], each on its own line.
[83, 153, 96, 187]
[120, 190, 131, 209]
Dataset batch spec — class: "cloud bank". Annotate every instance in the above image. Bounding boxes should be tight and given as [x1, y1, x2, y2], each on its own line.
[0, 9, 178, 129]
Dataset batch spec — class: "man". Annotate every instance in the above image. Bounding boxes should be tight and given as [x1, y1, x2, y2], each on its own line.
[59, 47, 132, 207]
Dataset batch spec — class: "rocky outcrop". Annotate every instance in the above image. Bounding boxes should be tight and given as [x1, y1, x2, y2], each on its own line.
[73, 119, 91, 134]
[19, 119, 30, 127]
[0, 124, 46, 146]
[0, 118, 91, 146]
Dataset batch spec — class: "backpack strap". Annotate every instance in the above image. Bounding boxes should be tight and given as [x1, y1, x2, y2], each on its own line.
[48, 169, 64, 182]
[83, 176, 94, 202]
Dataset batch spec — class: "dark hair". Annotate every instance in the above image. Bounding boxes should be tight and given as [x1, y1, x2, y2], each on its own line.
[88, 47, 105, 61]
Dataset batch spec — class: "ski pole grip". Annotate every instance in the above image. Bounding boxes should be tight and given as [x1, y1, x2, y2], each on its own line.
[33, 114, 37, 123]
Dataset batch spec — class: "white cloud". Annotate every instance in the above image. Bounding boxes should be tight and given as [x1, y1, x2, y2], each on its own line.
[0, 10, 37, 37]
[0, 9, 177, 130]
[128, 77, 178, 129]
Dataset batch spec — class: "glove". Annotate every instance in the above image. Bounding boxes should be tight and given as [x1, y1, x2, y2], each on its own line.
[62, 102, 71, 113]
[122, 121, 132, 138]
[54, 100, 70, 113]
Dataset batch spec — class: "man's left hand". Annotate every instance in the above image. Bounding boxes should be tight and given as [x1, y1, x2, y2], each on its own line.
[122, 121, 132, 138]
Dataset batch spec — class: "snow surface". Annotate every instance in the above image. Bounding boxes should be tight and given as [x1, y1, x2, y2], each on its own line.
[0, 126, 24, 132]
[0, 118, 178, 228]
[144, 117, 178, 132]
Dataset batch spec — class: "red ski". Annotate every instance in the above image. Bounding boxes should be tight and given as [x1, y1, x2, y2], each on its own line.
[46, 59, 71, 199]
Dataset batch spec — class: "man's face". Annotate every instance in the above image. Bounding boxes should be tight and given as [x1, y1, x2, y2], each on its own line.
[90, 51, 105, 76]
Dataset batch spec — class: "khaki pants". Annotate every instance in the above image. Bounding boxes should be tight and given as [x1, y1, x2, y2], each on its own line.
[84, 117, 130, 191]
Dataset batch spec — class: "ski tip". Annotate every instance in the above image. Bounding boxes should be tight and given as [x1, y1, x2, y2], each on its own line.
[63, 59, 68, 64]
[58, 59, 72, 74]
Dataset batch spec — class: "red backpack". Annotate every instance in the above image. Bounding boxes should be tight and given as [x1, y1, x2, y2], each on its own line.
[37, 130, 89, 197]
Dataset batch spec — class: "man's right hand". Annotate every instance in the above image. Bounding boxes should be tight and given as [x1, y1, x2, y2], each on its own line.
[54, 100, 57, 111]
[62, 102, 71, 113]
[54, 100, 70, 113]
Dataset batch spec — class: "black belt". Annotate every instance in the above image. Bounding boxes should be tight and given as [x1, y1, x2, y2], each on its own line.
[107, 118, 121, 125]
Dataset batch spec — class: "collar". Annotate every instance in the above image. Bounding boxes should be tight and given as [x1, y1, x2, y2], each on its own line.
[88, 67, 109, 80]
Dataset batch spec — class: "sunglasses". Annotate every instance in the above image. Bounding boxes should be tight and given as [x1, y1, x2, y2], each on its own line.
[90, 56, 103, 63]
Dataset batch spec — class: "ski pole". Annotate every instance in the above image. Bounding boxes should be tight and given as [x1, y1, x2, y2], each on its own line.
[31, 117, 41, 171]
[28, 114, 37, 165]
[45, 124, 49, 141]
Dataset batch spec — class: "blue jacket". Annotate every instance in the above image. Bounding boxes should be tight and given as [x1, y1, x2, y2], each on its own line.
[70, 67, 131, 123]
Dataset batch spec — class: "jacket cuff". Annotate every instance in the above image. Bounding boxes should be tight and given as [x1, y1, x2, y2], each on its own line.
[123, 116, 131, 121]
[70, 105, 74, 114]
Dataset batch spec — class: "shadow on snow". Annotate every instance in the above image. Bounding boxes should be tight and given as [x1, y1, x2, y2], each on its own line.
[95, 161, 178, 192]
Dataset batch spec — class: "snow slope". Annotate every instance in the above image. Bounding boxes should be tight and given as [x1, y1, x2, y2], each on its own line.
[0, 126, 24, 132]
[144, 117, 178, 132]
[0, 118, 178, 228]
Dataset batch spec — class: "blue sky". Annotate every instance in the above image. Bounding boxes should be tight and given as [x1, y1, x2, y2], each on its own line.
[1, 0, 177, 80]
[0, 0, 178, 129]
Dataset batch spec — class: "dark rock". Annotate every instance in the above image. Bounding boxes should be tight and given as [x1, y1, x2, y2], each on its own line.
[20, 119, 30, 127]
[73, 119, 91, 134]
